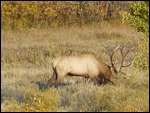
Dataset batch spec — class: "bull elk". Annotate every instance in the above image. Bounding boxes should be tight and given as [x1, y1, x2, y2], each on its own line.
[47, 45, 134, 87]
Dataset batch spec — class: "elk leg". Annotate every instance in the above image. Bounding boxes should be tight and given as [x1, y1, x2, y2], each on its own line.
[54, 75, 64, 88]
[91, 77, 98, 85]
[96, 76, 105, 85]
[54, 69, 66, 88]
[47, 69, 57, 86]
[47, 75, 55, 86]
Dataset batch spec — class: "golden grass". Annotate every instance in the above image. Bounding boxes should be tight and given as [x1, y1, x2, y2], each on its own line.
[1, 22, 149, 112]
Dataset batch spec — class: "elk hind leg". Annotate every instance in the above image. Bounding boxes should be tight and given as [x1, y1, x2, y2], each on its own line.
[47, 69, 57, 86]
[54, 68, 66, 88]
[54, 75, 65, 88]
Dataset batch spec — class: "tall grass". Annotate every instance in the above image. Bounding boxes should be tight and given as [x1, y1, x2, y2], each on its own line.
[1, 22, 149, 112]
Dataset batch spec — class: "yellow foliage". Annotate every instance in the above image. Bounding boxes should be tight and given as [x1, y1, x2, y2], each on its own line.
[1, 1, 128, 30]
[2, 88, 61, 112]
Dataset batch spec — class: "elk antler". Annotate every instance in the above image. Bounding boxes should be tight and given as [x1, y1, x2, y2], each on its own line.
[102, 45, 120, 67]
[118, 46, 135, 73]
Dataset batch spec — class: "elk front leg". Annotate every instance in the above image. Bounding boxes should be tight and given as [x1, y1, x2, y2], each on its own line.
[91, 77, 98, 85]
[97, 76, 105, 85]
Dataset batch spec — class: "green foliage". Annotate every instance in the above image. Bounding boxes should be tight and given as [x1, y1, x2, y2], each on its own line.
[2, 87, 61, 112]
[1, 1, 128, 30]
[122, 1, 149, 75]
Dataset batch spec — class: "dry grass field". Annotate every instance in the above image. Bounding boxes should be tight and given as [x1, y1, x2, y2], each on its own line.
[1, 22, 149, 112]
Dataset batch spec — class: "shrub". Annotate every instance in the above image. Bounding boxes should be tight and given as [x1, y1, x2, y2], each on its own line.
[121, 1, 149, 76]
[2, 87, 61, 112]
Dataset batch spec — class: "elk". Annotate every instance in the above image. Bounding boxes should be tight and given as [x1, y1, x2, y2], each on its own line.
[47, 45, 134, 87]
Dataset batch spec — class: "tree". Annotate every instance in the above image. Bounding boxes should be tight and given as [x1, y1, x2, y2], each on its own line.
[122, 1, 149, 75]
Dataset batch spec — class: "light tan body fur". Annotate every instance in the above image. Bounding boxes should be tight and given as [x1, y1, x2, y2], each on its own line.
[48, 54, 115, 86]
